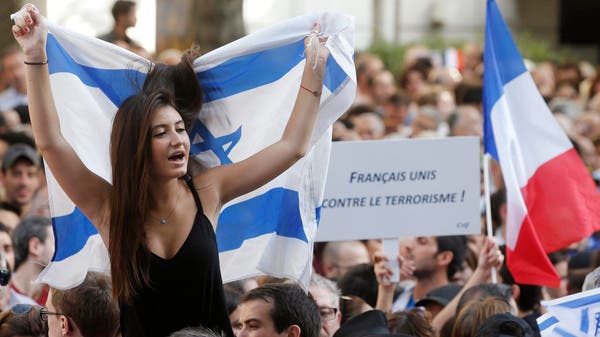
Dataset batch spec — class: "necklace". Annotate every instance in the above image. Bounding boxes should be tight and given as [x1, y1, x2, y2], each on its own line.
[149, 182, 182, 224]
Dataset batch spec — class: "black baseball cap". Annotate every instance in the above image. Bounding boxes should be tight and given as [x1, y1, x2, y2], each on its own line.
[2, 143, 39, 170]
[415, 284, 462, 308]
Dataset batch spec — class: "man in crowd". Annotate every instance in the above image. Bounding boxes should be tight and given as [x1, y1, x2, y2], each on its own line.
[321, 240, 370, 281]
[1, 143, 40, 218]
[310, 273, 341, 337]
[98, 0, 140, 49]
[9, 216, 54, 307]
[0, 46, 27, 111]
[238, 283, 320, 337]
[392, 235, 468, 311]
[45, 271, 120, 337]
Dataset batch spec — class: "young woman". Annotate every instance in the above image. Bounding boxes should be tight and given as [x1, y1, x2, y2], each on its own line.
[12, 5, 329, 337]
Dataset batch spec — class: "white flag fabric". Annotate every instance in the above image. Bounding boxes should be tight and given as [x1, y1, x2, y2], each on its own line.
[538, 288, 600, 337]
[37, 12, 356, 289]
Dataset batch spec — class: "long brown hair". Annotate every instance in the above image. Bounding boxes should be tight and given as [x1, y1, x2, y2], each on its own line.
[109, 89, 174, 303]
[109, 52, 203, 304]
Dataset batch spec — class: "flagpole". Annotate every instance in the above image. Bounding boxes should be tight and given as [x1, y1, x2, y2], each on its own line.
[483, 153, 498, 283]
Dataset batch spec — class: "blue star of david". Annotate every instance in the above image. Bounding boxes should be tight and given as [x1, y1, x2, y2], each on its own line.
[189, 121, 242, 165]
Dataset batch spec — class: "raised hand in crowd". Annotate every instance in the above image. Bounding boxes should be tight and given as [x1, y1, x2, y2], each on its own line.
[373, 250, 415, 313]
[432, 237, 503, 333]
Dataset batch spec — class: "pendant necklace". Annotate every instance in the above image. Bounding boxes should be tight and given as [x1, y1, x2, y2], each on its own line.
[150, 182, 182, 224]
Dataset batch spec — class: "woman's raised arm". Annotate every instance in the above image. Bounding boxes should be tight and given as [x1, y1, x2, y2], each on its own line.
[197, 23, 330, 211]
[12, 5, 110, 235]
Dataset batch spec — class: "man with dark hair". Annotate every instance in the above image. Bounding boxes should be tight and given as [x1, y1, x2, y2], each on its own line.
[98, 1, 140, 49]
[45, 272, 120, 337]
[392, 235, 468, 311]
[9, 216, 53, 307]
[238, 283, 320, 337]
[337, 263, 378, 308]
[0, 143, 40, 218]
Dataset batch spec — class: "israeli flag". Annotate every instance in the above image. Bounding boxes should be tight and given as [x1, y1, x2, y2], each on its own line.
[538, 287, 600, 337]
[37, 12, 356, 289]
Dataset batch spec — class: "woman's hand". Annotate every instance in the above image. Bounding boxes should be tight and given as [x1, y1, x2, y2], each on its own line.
[303, 23, 330, 81]
[11, 4, 48, 63]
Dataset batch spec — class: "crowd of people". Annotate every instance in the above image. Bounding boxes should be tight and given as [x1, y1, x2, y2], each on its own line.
[0, 1, 597, 337]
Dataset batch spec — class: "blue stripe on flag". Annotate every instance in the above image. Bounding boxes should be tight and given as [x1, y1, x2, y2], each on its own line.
[580, 308, 589, 334]
[553, 326, 578, 337]
[217, 188, 307, 251]
[51, 207, 99, 262]
[555, 293, 600, 308]
[46, 34, 146, 107]
[199, 40, 349, 103]
[47, 35, 349, 107]
[538, 316, 559, 331]
[482, 0, 527, 160]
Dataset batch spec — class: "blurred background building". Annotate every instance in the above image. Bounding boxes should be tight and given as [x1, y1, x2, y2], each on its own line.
[0, 0, 597, 62]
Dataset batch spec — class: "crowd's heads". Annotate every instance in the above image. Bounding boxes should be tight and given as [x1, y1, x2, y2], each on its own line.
[239, 283, 320, 337]
[387, 308, 435, 337]
[0, 304, 45, 337]
[457, 283, 515, 315]
[0, 46, 26, 95]
[452, 297, 511, 337]
[352, 113, 385, 140]
[407, 236, 467, 282]
[474, 313, 535, 337]
[499, 261, 542, 313]
[0, 143, 40, 213]
[111, 0, 137, 27]
[546, 250, 569, 298]
[333, 309, 388, 337]
[415, 284, 462, 318]
[47, 271, 119, 337]
[169, 326, 224, 337]
[0, 223, 14, 272]
[11, 216, 53, 271]
[224, 284, 243, 336]
[567, 249, 595, 294]
[321, 241, 370, 280]
[583, 266, 600, 291]
[310, 273, 341, 337]
[337, 263, 378, 308]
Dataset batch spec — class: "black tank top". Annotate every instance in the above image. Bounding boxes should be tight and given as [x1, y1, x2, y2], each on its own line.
[120, 176, 234, 337]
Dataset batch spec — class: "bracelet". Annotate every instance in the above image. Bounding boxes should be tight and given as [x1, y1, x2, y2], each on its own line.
[24, 60, 48, 65]
[300, 84, 321, 97]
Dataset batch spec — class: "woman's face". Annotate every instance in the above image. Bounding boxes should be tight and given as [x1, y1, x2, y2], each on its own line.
[149, 105, 190, 179]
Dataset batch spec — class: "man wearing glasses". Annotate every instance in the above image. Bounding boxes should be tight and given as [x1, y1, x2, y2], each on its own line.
[42, 272, 119, 337]
[310, 274, 341, 337]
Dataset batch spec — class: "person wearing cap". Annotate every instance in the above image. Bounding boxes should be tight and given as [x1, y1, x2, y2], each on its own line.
[414, 284, 462, 318]
[0, 143, 40, 218]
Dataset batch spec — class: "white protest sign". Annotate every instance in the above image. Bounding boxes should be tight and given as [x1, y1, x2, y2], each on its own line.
[316, 137, 480, 241]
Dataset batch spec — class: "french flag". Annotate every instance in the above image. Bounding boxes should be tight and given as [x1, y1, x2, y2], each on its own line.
[37, 13, 356, 289]
[483, 0, 600, 287]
